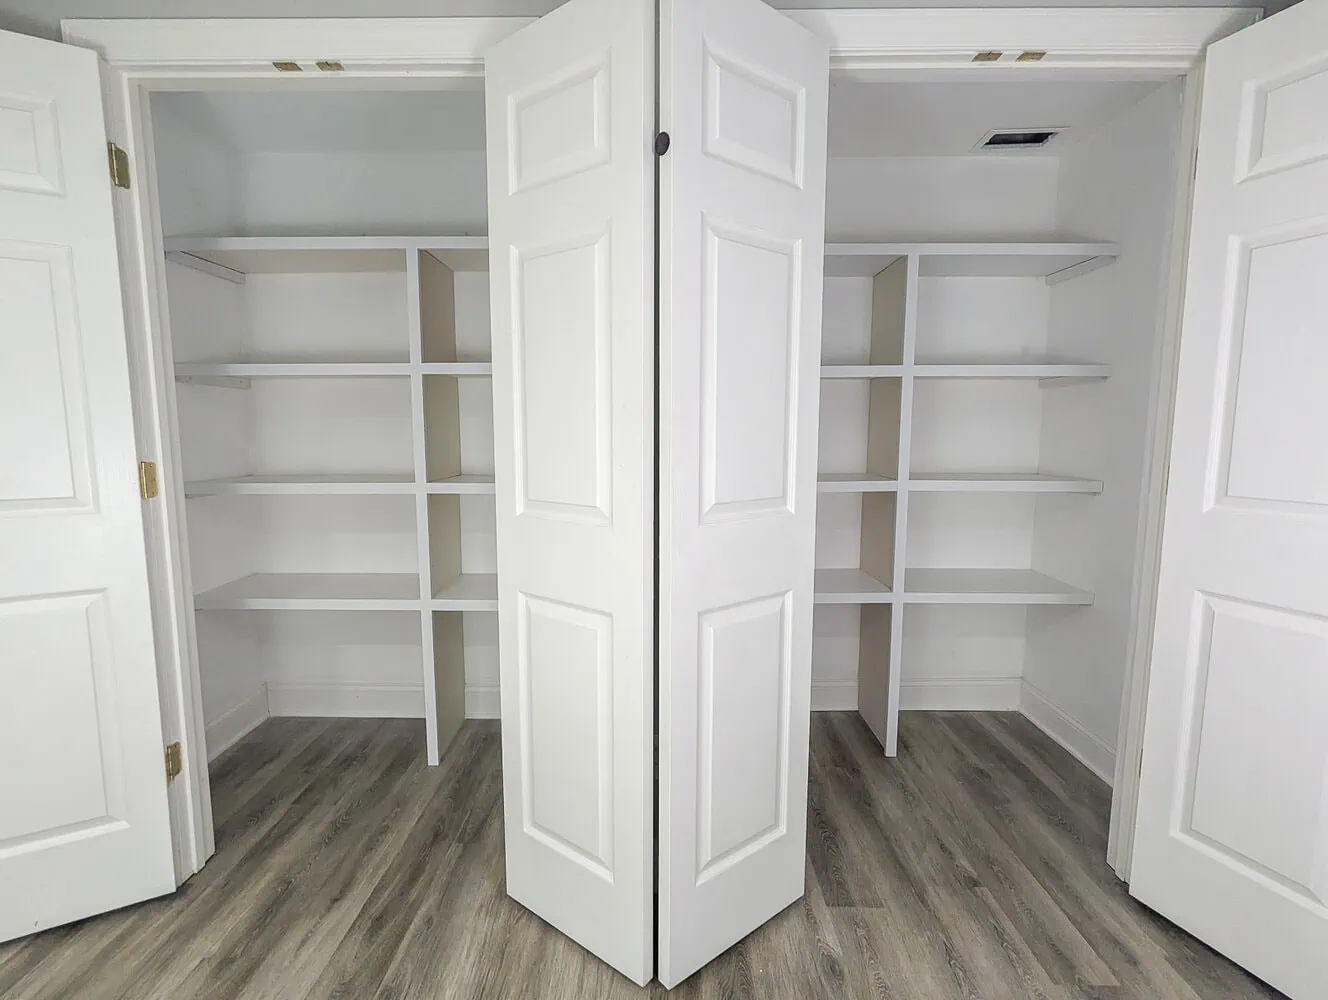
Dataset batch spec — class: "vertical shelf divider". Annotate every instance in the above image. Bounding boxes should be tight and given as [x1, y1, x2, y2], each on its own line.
[885, 253, 920, 755]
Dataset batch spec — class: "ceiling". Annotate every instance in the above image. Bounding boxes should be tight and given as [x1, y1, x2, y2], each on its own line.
[154, 77, 1165, 159]
[827, 79, 1163, 156]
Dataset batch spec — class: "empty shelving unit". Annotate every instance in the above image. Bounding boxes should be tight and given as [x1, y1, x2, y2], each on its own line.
[814, 242, 1114, 754]
[169, 236, 495, 764]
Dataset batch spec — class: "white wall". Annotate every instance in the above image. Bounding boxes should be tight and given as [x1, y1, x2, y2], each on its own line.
[240, 152, 488, 236]
[1026, 79, 1184, 780]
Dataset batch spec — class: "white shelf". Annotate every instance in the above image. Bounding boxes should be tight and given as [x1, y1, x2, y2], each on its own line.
[431, 574, 499, 611]
[906, 473, 1103, 494]
[821, 364, 904, 379]
[185, 474, 415, 497]
[176, 362, 410, 380]
[426, 475, 496, 495]
[814, 568, 893, 604]
[817, 474, 899, 493]
[901, 568, 1093, 605]
[823, 241, 1119, 280]
[195, 573, 421, 611]
[421, 362, 493, 376]
[164, 235, 488, 277]
[913, 362, 1110, 380]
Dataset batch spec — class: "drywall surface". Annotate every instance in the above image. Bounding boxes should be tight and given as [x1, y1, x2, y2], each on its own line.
[1026, 77, 1184, 776]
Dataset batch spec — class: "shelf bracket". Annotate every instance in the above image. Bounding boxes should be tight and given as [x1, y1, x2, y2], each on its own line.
[1045, 255, 1115, 286]
[176, 374, 251, 390]
[165, 250, 246, 285]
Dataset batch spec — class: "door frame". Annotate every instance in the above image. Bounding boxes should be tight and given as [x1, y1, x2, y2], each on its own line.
[63, 5, 1255, 884]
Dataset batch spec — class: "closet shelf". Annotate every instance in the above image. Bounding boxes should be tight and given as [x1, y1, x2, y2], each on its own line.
[426, 475, 496, 495]
[902, 568, 1093, 605]
[823, 241, 1119, 280]
[906, 473, 1103, 494]
[184, 474, 416, 497]
[913, 362, 1110, 380]
[817, 473, 899, 493]
[195, 572, 422, 611]
[431, 574, 499, 611]
[421, 362, 493, 376]
[814, 568, 893, 604]
[176, 362, 411, 380]
[821, 365, 904, 379]
[164, 235, 488, 277]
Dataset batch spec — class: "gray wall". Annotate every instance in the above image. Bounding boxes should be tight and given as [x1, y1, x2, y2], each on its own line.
[0, 0, 1284, 45]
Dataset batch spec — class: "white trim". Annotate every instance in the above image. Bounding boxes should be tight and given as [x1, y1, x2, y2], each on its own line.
[266, 682, 425, 718]
[811, 680, 858, 711]
[204, 687, 270, 761]
[62, 17, 531, 70]
[787, 8, 1258, 76]
[1020, 681, 1117, 786]
[899, 677, 1022, 711]
[1107, 65, 1206, 881]
[465, 684, 501, 720]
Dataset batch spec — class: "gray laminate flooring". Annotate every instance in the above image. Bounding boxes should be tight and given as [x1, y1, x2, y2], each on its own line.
[0, 712, 1284, 999]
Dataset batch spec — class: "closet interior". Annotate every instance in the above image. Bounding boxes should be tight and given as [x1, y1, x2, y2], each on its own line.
[152, 89, 494, 765]
[153, 71, 1185, 782]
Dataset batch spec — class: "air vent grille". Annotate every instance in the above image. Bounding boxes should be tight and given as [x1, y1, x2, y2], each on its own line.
[975, 128, 1064, 151]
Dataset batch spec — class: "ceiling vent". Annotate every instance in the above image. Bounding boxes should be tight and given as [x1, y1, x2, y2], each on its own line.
[975, 128, 1065, 152]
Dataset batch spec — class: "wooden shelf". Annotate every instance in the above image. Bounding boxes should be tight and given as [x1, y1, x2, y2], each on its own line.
[185, 474, 415, 497]
[431, 574, 499, 611]
[421, 362, 493, 376]
[906, 473, 1103, 494]
[195, 573, 421, 611]
[426, 475, 496, 495]
[823, 241, 1119, 280]
[913, 362, 1110, 380]
[820, 365, 904, 379]
[814, 568, 893, 604]
[901, 568, 1092, 605]
[817, 473, 899, 493]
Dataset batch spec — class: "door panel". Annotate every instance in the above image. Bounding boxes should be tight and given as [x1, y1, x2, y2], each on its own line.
[657, 0, 829, 987]
[0, 29, 174, 942]
[1131, 2, 1328, 996]
[484, 0, 654, 985]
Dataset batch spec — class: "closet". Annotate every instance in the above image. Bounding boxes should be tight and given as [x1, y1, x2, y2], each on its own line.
[16, 0, 1318, 994]
[148, 51, 1186, 988]
[151, 91, 496, 766]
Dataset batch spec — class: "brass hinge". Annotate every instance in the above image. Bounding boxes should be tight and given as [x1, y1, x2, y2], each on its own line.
[138, 460, 159, 500]
[165, 742, 183, 782]
[107, 142, 131, 189]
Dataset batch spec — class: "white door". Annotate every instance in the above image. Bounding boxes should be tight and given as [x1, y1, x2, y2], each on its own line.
[484, 0, 655, 985]
[656, 0, 829, 987]
[0, 30, 175, 942]
[1131, 2, 1328, 996]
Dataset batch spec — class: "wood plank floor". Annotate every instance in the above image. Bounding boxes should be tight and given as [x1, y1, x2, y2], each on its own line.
[0, 712, 1284, 999]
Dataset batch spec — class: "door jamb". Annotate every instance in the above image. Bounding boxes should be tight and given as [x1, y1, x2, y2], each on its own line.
[62, 7, 1251, 883]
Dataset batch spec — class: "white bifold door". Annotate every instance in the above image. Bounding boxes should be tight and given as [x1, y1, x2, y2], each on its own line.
[1130, 0, 1328, 997]
[485, 0, 828, 986]
[0, 30, 176, 941]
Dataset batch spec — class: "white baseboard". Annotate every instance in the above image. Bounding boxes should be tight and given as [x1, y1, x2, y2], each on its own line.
[811, 679, 857, 711]
[465, 684, 501, 719]
[204, 686, 269, 760]
[1019, 680, 1116, 785]
[266, 682, 424, 718]
[899, 677, 1022, 711]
